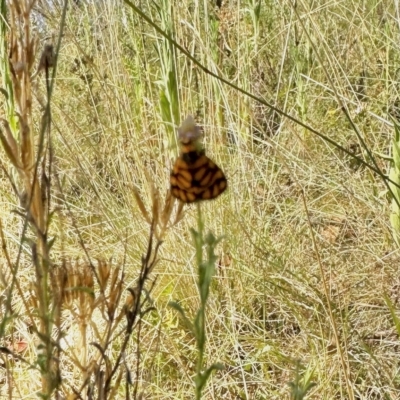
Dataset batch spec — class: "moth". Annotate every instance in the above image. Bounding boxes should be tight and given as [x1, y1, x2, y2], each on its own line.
[170, 116, 227, 203]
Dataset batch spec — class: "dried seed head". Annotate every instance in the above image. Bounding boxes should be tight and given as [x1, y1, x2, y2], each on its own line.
[56, 260, 96, 316]
[124, 286, 140, 328]
[151, 183, 160, 229]
[98, 259, 111, 291]
[125, 289, 136, 310]
[159, 190, 176, 236]
[19, 116, 32, 171]
[173, 200, 185, 226]
[0, 119, 22, 168]
[82, 264, 94, 289]
[107, 265, 123, 319]
[132, 187, 151, 224]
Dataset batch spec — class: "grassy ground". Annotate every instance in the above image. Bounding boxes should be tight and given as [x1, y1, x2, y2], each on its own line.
[1, 0, 399, 399]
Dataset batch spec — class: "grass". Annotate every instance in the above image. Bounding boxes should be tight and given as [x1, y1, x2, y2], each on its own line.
[0, 0, 400, 399]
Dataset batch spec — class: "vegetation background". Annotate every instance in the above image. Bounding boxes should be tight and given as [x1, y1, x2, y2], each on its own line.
[0, 0, 399, 399]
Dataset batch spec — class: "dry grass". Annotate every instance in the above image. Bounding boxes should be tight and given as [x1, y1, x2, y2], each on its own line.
[0, 0, 399, 399]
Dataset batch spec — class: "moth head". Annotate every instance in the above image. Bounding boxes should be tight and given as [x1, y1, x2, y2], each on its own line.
[178, 115, 202, 144]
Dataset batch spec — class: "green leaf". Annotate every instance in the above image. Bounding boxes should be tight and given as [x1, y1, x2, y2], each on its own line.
[384, 293, 400, 337]
[0, 87, 8, 99]
[389, 168, 400, 201]
[169, 301, 195, 334]
[195, 363, 224, 394]
[393, 140, 400, 168]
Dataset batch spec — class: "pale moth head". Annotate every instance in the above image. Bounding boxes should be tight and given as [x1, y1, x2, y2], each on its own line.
[178, 115, 202, 144]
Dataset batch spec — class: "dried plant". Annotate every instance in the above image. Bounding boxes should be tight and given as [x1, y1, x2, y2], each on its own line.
[0, 0, 221, 398]
[0, 0, 58, 397]
[0, 3, 185, 394]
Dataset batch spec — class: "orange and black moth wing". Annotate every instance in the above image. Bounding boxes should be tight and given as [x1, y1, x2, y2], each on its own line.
[170, 142, 227, 203]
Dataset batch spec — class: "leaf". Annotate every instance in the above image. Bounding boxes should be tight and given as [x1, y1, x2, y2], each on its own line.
[390, 213, 400, 245]
[384, 294, 400, 337]
[195, 363, 224, 393]
[393, 140, 400, 168]
[0, 87, 8, 100]
[168, 301, 194, 334]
